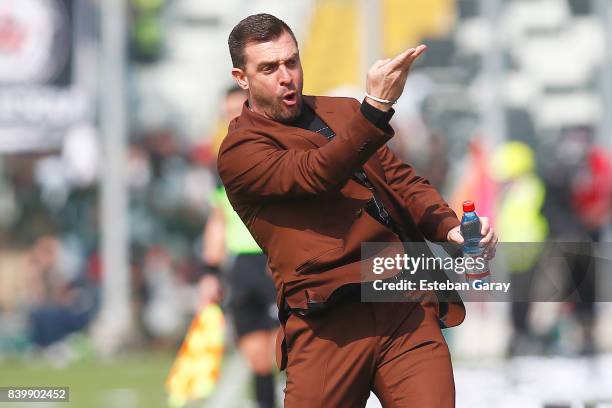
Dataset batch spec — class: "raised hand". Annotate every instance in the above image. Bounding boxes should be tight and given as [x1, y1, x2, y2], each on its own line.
[365, 44, 427, 111]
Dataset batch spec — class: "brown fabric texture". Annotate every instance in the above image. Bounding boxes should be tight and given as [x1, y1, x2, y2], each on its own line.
[283, 300, 455, 408]
[218, 95, 463, 320]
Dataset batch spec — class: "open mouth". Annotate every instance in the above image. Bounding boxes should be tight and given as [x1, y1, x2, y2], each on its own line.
[282, 91, 297, 106]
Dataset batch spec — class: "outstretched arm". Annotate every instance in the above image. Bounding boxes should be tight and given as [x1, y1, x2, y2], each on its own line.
[376, 144, 460, 242]
[218, 110, 392, 202]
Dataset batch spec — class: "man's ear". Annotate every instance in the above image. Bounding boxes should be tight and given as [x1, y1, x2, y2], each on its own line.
[231, 68, 249, 90]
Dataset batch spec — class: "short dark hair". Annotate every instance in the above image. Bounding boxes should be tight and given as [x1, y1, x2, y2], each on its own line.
[228, 13, 297, 69]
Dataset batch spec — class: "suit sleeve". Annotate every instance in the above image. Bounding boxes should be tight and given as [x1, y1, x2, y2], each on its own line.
[218, 106, 393, 203]
[376, 145, 460, 242]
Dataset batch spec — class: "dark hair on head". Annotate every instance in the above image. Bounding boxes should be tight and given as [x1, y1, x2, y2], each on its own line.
[228, 13, 297, 69]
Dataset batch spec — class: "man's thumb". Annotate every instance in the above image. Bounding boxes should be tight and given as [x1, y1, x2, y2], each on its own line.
[449, 228, 464, 244]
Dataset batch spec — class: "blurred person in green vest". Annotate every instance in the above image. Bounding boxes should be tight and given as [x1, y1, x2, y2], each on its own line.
[490, 141, 548, 356]
[199, 85, 278, 408]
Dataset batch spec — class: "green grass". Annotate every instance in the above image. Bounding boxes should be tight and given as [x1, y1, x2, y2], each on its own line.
[0, 352, 175, 408]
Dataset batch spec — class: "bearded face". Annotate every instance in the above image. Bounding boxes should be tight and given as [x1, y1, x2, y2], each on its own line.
[231, 30, 304, 123]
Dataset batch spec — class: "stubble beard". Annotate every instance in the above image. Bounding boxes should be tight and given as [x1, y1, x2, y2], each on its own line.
[251, 92, 303, 123]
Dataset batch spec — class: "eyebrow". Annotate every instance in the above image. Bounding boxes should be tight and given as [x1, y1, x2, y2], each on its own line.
[256, 52, 299, 71]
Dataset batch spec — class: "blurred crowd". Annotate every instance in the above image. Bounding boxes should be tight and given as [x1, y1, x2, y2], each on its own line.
[0, 120, 220, 356]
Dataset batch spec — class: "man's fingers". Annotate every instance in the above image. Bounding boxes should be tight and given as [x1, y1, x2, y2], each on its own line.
[412, 44, 427, 58]
[483, 236, 498, 259]
[479, 217, 496, 247]
[480, 230, 494, 250]
[481, 217, 498, 259]
[447, 226, 464, 245]
[480, 227, 493, 245]
[452, 230, 464, 245]
[387, 47, 416, 70]
[388, 44, 427, 71]
[480, 217, 490, 236]
[407, 44, 427, 65]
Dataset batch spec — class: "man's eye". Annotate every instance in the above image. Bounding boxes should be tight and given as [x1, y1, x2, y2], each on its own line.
[286, 59, 297, 68]
[262, 65, 275, 73]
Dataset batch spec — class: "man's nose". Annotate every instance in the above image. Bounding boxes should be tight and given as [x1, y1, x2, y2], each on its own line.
[278, 65, 293, 86]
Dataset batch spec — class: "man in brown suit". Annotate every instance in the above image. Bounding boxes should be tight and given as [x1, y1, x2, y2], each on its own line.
[218, 13, 497, 408]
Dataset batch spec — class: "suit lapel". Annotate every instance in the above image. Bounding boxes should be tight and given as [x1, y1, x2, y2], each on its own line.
[293, 96, 331, 148]
[307, 96, 342, 146]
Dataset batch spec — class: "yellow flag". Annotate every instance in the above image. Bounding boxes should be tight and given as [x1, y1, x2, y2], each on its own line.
[166, 304, 225, 407]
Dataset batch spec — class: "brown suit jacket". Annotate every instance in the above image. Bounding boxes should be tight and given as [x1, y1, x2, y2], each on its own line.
[218, 95, 465, 329]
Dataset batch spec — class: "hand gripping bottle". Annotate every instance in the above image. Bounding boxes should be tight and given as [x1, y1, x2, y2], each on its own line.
[460, 201, 491, 287]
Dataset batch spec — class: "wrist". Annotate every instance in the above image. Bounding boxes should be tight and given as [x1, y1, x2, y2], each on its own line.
[365, 95, 393, 112]
[361, 99, 395, 131]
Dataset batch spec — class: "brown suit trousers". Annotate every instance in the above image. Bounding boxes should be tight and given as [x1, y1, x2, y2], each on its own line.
[283, 299, 455, 408]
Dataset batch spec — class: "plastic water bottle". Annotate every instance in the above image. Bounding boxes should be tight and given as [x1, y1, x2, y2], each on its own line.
[460, 201, 490, 287]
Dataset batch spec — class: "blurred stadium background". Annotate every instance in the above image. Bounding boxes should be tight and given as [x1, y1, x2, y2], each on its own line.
[0, 0, 611, 407]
